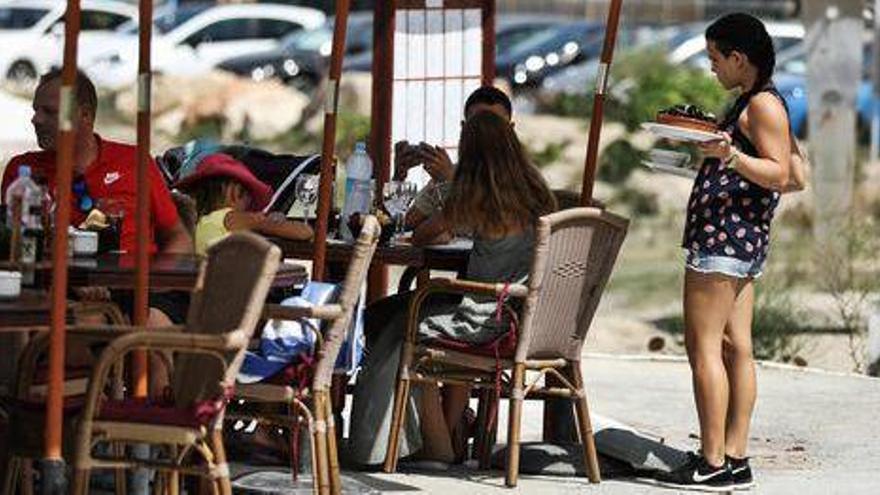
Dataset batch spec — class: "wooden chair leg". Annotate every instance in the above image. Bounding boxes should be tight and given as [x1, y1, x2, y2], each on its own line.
[209, 429, 233, 495]
[476, 389, 498, 469]
[167, 445, 180, 495]
[382, 376, 411, 473]
[313, 392, 331, 495]
[20, 460, 33, 495]
[2, 456, 20, 495]
[505, 364, 525, 488]
[324, 397, 342, 495]
[571, 362, 601, 483]
[71, 468, 90, 495]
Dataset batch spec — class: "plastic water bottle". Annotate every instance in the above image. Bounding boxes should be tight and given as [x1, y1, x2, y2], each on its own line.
[340, 142, 373, 241]
[5, 165, 45, 284]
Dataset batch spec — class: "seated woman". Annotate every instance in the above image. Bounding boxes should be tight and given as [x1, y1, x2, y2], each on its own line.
[348, 111, 557, 466]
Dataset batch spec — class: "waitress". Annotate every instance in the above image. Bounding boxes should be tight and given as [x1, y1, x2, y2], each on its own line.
[659, 13, 795, 491]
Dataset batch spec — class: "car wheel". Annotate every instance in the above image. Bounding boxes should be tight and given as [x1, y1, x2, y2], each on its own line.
[6, 60, 38, 92]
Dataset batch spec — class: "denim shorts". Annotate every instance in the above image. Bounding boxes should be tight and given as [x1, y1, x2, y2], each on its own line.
[685, 250, 764, 279]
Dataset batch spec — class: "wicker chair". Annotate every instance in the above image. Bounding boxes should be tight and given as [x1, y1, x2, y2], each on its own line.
[382, 207, 628, 487]
[231, 215, 380, 495]
[67, 232, 281, 495]
[1, 300, 133, 495]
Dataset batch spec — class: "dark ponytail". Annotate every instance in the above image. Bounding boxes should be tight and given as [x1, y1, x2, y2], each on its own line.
[706, 13, 775, 94]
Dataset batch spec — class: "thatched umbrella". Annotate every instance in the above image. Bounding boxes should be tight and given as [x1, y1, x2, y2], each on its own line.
[581, 0, 624, 205]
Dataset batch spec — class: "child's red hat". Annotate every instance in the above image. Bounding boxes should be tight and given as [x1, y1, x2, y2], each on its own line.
[174, 153, 273, 211]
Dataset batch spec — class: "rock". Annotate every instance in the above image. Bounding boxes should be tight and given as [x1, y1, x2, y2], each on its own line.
[113, 71, 311, 141]
[223, 81, 310, 141]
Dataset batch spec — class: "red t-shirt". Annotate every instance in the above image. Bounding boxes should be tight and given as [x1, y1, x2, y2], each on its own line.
[2, 135, 179, 254]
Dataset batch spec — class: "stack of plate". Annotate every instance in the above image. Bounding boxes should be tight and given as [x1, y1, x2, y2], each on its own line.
[641, 149, 697, 178]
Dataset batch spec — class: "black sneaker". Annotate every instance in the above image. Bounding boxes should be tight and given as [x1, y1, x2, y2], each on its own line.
[655, 452, 734, 492]
[727, 455, 754, 490]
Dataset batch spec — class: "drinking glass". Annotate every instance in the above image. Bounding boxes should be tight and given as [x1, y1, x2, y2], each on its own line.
[294, 174, 320, 220]
[383, 181, 418, 242]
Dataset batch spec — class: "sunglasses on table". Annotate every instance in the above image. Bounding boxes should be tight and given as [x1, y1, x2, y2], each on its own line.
[73, 177, 94, 213]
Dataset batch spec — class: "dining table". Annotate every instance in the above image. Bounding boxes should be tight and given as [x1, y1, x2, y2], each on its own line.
[273, 236, 473, 292]
[0, 253, 309, 330]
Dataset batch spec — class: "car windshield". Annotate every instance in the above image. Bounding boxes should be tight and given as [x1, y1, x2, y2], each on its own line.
[117, 4, 210, 35]
[281, 26, 331, 52]
[0, 7, 49, 29]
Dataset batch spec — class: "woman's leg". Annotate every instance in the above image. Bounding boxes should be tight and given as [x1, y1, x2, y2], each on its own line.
[684, 270, 739, 466]
[442, 384, 471, 460]
[722, 280, 756, 458]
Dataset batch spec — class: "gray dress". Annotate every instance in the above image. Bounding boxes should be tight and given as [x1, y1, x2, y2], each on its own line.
[349, 231, 534, 465]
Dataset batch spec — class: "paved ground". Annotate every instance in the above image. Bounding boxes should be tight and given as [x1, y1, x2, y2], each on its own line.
[236, 354, 880, 494]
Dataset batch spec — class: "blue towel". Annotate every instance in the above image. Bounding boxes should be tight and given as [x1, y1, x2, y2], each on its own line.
[238, 281, 364, 384]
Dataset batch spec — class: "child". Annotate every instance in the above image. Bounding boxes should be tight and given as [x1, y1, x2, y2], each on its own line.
[349, 111, 557, 466]
[174, 153, 313, 254]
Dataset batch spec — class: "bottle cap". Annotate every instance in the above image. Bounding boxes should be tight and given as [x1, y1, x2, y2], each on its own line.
[355, 142, 367, 153]
[17, 165, 31, 178]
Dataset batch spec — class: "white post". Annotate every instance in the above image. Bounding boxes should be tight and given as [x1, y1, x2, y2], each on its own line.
[802, 1, 862, 247]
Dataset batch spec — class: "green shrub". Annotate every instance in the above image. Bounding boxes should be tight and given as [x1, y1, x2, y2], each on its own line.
[530, 140, 571, 168]
[606, 48, 729, 132]
[539, 48, 729, 132]
[598, 139, 646, 183]
[613, 185, 659, 216]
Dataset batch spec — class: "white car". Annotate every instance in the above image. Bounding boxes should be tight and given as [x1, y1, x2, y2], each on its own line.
[0, 0, 137, 88]
[669, 21, 805, 71]
[83, 3, 325, 89]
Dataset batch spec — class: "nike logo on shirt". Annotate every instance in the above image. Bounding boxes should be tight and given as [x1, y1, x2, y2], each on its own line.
[104, 172, 120, 185]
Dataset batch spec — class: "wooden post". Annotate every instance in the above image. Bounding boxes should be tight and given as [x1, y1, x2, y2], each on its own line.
[802, 1, 861, 250]
[314, 0, 352, 282]
[42, 1, 81, 492]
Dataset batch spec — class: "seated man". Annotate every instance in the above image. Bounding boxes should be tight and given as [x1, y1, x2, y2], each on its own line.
[1, 69, 193, 392]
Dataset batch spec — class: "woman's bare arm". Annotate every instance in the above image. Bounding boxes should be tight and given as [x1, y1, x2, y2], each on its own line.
[412, 211, 453, 246]
[731, 93, 792, 190]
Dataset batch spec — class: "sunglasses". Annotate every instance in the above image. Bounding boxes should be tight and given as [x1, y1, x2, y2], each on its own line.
[73, 177, 94, 213]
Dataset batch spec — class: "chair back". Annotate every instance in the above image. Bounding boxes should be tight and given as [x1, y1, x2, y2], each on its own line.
[312, 215, 381, 390]
[516, 208, 628, 362]
[172, 232, 281, 408]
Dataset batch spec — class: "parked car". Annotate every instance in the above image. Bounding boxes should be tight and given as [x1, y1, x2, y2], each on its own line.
[539, 23, 705, 97]
[0, 0, 137, 88]
[217, 13, 373, 91]
[496, 20, 603, 90]
[669, 21, 805, 69]
[82, 2, 325, 88]
[218, 13, 571, 90]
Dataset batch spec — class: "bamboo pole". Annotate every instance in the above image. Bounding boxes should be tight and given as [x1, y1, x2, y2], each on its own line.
[313, 0, 352, 281]
[41, 0, 81, 491]
[580, 0, 624, 205]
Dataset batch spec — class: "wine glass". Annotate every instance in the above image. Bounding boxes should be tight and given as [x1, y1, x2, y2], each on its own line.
[294, 174, 320, 220]
[382, 181, 418, 243]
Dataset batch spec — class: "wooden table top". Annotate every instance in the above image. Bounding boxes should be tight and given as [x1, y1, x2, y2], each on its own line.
[1, 253, 309, 291]
[274, 237, 472, 272]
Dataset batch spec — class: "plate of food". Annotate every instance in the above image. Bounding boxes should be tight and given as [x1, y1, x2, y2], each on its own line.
[642, 104, 722, 143]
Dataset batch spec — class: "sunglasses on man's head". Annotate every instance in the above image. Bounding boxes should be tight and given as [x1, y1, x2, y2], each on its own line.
[73, 178, 94, 213]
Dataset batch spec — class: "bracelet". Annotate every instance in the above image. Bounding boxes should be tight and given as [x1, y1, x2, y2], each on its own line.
[723, 149, 738, 169]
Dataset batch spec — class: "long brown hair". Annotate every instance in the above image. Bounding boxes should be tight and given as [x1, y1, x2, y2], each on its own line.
[444, 111, 556, 236]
